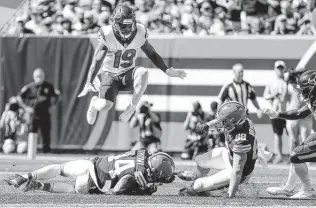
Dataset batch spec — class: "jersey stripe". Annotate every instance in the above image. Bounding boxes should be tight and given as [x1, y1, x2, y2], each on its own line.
[233, 144, 251, 153]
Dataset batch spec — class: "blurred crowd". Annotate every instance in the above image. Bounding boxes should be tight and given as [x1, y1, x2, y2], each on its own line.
[6, 0, 316, 36]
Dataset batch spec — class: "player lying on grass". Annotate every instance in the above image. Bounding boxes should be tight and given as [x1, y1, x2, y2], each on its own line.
[78, 4, 186, 124]
[263, 70, 316, 199]
[4, 149, 175, 195]
[177, 101, 263, 198]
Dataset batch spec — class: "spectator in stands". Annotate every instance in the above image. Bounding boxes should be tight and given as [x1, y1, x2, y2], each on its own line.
[272, 1, 300, 35]
[210, 7, 232, 35]
[263, 60, 288, 164]
[198, 1, 213, 36]
[8, 18, 34, 36]
[25, 11, 50, 35]
[81, 12, 99, 34]
[218, 63, 262, 118]
[182, 101, 208, 160]
[130, 101, 162, 154]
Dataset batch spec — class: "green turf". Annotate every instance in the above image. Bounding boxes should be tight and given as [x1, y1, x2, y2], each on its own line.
[0, 157, 316, 207]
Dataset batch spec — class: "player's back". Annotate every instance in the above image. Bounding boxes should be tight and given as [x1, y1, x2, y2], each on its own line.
[97, 23, 148, 75]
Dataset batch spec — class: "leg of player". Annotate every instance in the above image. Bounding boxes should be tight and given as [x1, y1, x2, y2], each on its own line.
[119, 67, 148, 122]
[5, 160, 95, 194]
[266, 164, 297, 197]
[178, 147, 231, 181]
[288, 133, 316, 198]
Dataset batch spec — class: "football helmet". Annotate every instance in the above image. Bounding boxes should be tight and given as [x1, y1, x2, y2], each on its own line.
[148, 152, 175, 184]
[297, 70, 316, 103]
[112, 4, 136, 39]
[216, 101, 246, 132]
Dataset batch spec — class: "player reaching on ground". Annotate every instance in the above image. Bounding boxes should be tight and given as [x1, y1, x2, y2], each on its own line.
[78, 4, 186, 124]
[264, 70, 316, 199]
[4, 149, 175, 195]
[177, 101, 264, 198]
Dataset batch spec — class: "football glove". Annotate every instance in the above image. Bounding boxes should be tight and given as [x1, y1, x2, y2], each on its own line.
[195, 123, 209, 136]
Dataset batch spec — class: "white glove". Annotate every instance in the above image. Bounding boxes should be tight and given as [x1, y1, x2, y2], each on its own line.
[256, 109, 263, 119]
[165, 67, 187, 79]
[77, 83, 97, 98]
[134, 171, 147, 188]
[262, 108, 278, 119]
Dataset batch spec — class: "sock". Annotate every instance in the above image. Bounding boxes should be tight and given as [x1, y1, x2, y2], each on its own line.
[285, 164, 297, 191]
[293, 163, 313, 191]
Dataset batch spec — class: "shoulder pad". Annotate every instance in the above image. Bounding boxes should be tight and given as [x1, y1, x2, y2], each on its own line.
[136, 23, 148, 39]
[98, 25, 112, 47]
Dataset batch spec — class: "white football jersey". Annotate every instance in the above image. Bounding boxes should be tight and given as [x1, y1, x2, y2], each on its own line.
[97, 23, 148, 75]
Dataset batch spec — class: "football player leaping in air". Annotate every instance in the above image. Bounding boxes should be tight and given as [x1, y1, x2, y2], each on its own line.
[264, 70, 316, 199]
[177, 101, 261, 198]
[78, 4, 186, 124]
[4, 149, 175, 195]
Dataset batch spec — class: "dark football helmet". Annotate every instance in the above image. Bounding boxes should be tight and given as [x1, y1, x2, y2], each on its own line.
[112, 4, 136, 39]
[216, 101, 247, 132]
[297, 70, 316, 103]
[147, 152, 175, 184]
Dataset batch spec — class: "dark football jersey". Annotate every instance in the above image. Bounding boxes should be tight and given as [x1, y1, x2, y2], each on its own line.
[92, 148, 150, 189]
[225, 118, 258, 177]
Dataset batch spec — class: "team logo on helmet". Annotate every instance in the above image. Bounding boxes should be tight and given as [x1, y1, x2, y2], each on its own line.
[216, 101, 247, 132]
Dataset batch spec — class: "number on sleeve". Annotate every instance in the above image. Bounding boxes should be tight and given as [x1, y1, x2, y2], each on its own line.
[113, 49, 137, 68]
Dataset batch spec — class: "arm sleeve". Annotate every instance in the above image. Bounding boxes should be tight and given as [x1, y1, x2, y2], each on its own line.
[97, 28, 109, 48]
[278, 105, 311, 120]
[135, 148, 150, 172]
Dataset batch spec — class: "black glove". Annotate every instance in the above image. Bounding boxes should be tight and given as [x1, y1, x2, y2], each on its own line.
[164, 174, 176, 184]
[195, 124, 209, 136]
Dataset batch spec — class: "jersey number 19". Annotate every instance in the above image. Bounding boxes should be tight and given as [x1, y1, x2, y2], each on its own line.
[113, 49, 136, 68]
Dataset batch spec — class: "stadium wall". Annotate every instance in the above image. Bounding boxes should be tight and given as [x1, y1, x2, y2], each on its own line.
[1, 35, 316, 154]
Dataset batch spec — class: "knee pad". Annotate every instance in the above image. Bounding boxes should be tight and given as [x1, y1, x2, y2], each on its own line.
[93, 98, 113, 111]
[135, 67, 149, 78]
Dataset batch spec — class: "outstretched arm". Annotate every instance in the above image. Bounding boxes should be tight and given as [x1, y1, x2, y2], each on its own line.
[86, 43, 108, 84]
[141, 40, 186, 79]
[263, 105, 311, 120]
[278, 105, 311, 120]
[228, 152, 247, 198]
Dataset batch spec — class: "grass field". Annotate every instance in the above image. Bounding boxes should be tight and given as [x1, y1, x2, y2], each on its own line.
[0, 154, 316, 207]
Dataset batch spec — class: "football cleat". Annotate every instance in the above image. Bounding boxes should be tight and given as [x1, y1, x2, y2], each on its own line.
[87, 96, 98, 125]
[119, 104, 135, 123]
[23, 180, 42, 192]
[290, 189, 316, 199]
[4, 174, 28, 188]
[177, 171, 199, 181]
[266, 185, 295, 197]
[178, 187, 210, 196]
